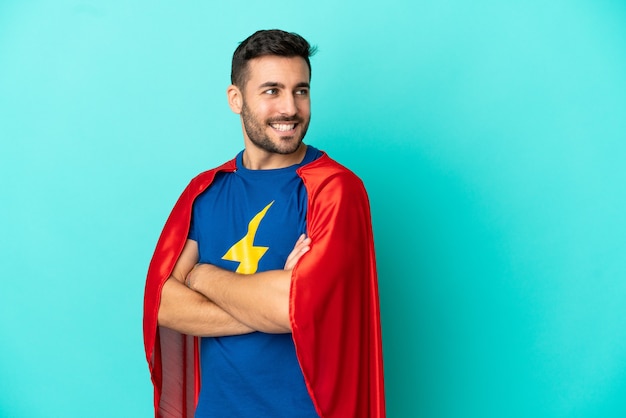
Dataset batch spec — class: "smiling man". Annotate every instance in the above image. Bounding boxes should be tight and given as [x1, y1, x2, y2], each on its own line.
[143, 30, 385, 418]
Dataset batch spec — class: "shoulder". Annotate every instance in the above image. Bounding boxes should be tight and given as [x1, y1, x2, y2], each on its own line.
[185, 159, 237, 194]
[297, 152, 367, 198]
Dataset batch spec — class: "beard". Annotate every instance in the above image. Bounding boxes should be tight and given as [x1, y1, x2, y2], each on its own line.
[241, 101, 310, 155]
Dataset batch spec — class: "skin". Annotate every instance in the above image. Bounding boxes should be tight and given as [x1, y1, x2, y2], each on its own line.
[227, 55, 311, 169]
[157, 55, 313, 336]
[158, 235, 311, 336]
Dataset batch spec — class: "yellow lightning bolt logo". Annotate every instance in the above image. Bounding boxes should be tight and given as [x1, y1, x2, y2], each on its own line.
[222, 201, 274, 274]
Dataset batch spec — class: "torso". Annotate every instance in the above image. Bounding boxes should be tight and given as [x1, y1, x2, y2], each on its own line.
[189, 146, 321, 418]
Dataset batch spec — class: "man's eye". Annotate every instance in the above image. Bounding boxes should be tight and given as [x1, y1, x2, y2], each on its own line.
[265, 89, 278, 95]
[296, 89, 309, 96]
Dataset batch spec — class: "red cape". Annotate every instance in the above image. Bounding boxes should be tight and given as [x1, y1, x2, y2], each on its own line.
[143, 153, 385, 417]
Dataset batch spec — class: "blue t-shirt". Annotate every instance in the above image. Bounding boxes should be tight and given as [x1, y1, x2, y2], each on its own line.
[189, 146, 322, 418]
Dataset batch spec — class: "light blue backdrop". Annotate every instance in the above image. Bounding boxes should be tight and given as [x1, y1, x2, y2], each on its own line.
[1, 1, 625, 417]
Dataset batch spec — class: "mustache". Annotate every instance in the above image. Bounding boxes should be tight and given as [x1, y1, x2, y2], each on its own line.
[267, 116, 304, 124]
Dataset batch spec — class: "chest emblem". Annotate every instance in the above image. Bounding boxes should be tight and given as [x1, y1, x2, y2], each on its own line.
[222, 201, 274, 274]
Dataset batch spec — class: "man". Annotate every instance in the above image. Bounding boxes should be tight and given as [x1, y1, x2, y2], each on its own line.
[143, 29, 385, 417]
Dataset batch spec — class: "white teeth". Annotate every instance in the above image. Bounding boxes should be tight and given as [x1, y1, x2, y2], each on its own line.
[271, 123, 295, 132]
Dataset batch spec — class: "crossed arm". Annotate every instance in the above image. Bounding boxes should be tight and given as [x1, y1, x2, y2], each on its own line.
[157, 235, 311, 337]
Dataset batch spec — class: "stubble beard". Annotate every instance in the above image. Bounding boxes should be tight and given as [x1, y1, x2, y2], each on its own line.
[241, 101, 310, 155]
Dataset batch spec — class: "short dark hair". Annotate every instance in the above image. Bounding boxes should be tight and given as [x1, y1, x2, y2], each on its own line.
[231, 29, 317, 88]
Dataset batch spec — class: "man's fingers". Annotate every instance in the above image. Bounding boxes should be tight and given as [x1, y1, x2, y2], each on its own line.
[284, 235, 311, 270]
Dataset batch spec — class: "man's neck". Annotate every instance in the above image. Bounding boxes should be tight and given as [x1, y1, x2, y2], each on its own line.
[242, 144, 307, 170]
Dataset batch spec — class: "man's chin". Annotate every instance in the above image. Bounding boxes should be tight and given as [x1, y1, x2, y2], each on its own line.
[248, 132, 305, 155]
[272, 136, 304, 154]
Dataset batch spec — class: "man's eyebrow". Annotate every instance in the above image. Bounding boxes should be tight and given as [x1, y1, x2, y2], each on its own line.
[258, 81, 284, 89]
[257, 81, 310, 89]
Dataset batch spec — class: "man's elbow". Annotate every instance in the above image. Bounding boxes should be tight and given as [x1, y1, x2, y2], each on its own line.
[156, 301, 172, 329]
[255, 305, 291, 334]
[262, 321, 292, 334]
[270, 305, 292, 333]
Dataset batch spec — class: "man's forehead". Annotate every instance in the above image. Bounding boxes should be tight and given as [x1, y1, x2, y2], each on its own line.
[246, 55, 310, 83]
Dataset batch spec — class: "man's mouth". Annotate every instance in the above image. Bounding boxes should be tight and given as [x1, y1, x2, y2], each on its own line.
[270, 123, 297, 132]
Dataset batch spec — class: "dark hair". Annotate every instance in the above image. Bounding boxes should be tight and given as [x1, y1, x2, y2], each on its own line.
[231, 29, 317, 87]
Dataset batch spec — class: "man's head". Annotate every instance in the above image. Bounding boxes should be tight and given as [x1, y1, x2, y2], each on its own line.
[227, 30, 317, 166]
[231, 29, 316, 89]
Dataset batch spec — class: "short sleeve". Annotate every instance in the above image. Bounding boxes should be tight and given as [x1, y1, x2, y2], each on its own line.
[188, 202, 198, 241]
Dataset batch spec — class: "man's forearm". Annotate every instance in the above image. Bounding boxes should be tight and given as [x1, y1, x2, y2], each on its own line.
[188, 264, 292, 334]
[158, 277, 254, 337]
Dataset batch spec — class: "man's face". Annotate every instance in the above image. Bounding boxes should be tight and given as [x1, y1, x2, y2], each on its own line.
[238, 56, 311, 155]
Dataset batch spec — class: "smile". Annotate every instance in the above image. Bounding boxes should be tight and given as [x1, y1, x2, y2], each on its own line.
[270, 123, 297, 132]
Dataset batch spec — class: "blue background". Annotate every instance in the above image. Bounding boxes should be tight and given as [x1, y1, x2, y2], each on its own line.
[1, 1, 625, 417]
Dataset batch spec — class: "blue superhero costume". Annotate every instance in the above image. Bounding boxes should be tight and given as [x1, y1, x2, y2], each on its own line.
[189, 146, 322, 417]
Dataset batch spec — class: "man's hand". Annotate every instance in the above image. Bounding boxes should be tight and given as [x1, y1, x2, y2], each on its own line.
[186, 263, 221, 290]
[284, 234, 311, 270]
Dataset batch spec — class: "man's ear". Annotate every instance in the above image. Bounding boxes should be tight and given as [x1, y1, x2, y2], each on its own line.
[227, 85, 243, 114]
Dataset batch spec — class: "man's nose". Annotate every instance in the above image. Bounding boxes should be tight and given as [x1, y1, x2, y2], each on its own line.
[278, 94, 297, 116]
